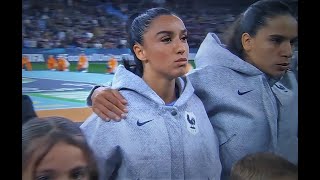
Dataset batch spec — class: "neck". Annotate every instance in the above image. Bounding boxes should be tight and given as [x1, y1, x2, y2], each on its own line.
[142, 74, 176, 104]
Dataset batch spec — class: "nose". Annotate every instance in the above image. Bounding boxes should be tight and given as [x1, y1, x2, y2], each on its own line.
[175, 41, 187, 55]
[281, 41, 293, 59]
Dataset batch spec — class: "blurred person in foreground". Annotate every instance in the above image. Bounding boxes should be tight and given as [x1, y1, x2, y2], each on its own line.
[80, 7, 221, 179]
[86, 0, 298, 179]
[229, 152, 298, 180]
[22, 116, 99, 180]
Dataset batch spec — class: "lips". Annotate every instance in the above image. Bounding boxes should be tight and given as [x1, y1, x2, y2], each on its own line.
[276, 63, 290, 71]
[277, 63, 290, 66]
[175, 58, 187, 62]
[174, 58, 188, 67]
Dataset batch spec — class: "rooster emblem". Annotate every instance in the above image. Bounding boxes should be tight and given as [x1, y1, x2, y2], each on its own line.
[187, 114, 196, 129]
[184, 111, 198, 135]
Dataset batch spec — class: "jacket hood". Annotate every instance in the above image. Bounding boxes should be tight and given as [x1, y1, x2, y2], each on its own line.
[112, 65, 194, 106]
[195, 33, 263, 77]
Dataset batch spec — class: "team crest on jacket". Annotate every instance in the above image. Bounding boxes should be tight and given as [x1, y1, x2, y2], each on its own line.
[184, 111, 199, 135]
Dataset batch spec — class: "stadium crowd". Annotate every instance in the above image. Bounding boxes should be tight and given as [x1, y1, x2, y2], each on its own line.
[22, 0, 265, 49]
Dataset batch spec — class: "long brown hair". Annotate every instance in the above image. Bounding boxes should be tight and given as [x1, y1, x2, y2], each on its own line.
[22, 116, 99, 180]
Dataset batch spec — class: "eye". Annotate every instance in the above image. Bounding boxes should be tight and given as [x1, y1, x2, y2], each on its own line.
[270, 37, 282, 44]
[70, 167, 88, 180]
[161, 37, 172, 43]
[35, 175, 51, 180]
[181, 35, 188, 42]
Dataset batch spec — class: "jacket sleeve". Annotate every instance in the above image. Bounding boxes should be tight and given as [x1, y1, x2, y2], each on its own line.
[96, 146, 121, 180]
[86, 83, 112, 106]
[87, 86, 103, 106]
[81, 115, 122, 179]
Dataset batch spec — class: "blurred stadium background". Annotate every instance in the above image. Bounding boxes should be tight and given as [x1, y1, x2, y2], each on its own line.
[22, 0, 298, 122]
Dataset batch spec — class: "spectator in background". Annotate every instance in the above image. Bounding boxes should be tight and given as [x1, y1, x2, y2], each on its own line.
[22, 94, 37, 125]
[85, 1, 298, 179]
[80, 7, 221, 179]
[22, 55, 32, 71]
[106, 56, 118, 74]
[46, 55, 57, 71]
[229, 152, 298, 180]
[57, 55, 70, 71]
[77, 53, 89, 72]
[22, 116, 99, 180]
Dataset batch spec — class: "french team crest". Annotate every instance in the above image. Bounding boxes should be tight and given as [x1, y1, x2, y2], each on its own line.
[184, 111, 199, 135]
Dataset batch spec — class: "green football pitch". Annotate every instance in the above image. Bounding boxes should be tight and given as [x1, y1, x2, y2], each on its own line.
[31, 61, 196, 74]
[31, 62, 108, 74]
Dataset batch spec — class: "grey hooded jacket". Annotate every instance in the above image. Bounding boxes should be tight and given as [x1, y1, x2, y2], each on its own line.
[188, 33, 298, 180]
[81, 65, 222, 180]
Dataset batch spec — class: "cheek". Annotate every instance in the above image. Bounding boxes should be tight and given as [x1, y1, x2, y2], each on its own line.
[253, 45, 272, 60]
[262, 49, 277, 65]
[149, 49, 170, 62]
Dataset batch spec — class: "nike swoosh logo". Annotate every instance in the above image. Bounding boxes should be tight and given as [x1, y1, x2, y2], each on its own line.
[137, 119, 153, 126]
[238, 89, 253, 95]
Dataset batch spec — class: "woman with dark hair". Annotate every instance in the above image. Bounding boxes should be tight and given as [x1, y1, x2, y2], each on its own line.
[22, 116, 99, 180]
[81, 7, 221, 179]
[193, 0, 298, 175]
[190, 1, 298, 178]
[87, 0, 298, 179]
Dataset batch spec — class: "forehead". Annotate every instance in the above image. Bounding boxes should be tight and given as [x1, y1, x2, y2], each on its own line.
[36, 141, 87, 170]
[147, 15, 186, 32]
[260, 15, 297, 38]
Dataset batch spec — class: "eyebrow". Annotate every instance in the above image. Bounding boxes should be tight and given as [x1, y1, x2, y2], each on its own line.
[35, 169, 54, 177]
[269, 34, 298, 41]
[71, 166, 88, 173]
[36, 166, 88, 174]
[36, 169, 53, 173]
[156, 29, 188, 36]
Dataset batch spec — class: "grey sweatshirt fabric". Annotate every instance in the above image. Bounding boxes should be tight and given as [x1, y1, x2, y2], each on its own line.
[188, 33, 298, 180]
[81, 65, 222, 180]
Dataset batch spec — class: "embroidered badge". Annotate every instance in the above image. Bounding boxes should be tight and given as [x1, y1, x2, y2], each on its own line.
[184, 111, 199, 135]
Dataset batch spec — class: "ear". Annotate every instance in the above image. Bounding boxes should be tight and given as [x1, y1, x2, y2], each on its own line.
[241, 33, 253, 51]
[133, 44, 147, 62]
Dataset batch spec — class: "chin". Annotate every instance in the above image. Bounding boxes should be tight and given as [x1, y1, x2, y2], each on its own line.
[173, 68, 187, 77]
[172, 73, 184, 79]
[270, 71, 286, 80]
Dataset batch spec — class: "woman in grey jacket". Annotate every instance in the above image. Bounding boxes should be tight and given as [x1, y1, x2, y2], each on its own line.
[87, 1, 298, 179]
[80, 8, 221, 180]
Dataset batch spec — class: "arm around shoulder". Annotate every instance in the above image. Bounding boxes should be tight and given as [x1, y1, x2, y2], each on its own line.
[87, 84, 111, 106]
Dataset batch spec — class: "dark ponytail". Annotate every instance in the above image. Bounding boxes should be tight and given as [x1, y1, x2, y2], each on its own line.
[223, 0, 294, 59]
[124, 7, 177, 77]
